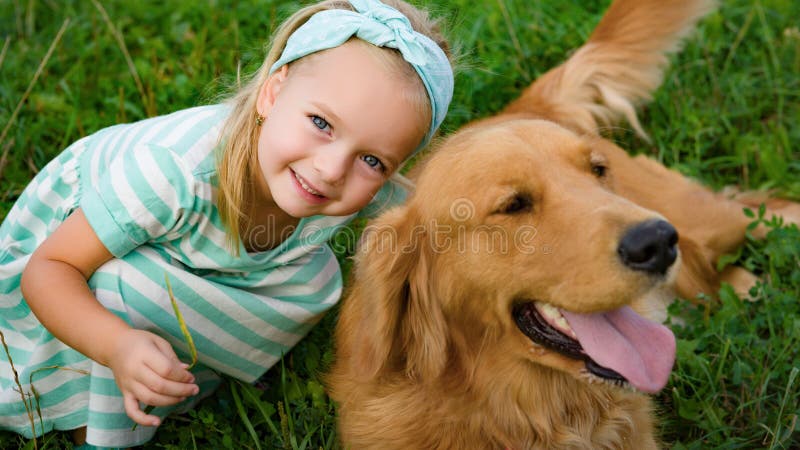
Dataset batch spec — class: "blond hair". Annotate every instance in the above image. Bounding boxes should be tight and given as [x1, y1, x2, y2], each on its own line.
[216, 0, 450, 255]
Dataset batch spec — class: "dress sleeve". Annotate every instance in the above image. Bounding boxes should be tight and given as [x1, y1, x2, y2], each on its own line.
[80, 143, 198, 257]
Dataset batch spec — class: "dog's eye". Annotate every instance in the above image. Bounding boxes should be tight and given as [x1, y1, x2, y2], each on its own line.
[498, 193, 533, 214]
[591, 163, 607, 178]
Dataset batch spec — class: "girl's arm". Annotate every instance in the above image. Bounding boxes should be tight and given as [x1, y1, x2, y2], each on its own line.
[20, 209, 198, 427]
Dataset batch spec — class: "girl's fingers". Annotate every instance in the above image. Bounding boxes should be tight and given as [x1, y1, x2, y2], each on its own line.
[123, 392, 161, 427]
[138, 367, 199, 399]
[151, 334, 181, 361]
[130, 379, 190, 407]
[146, 338, 195, 383]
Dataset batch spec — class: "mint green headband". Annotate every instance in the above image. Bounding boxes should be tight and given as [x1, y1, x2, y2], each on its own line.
[269, 0, 454, 154]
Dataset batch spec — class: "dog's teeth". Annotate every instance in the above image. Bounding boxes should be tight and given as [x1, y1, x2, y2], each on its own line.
[535, 302, 576, 338]
[539, 302, 559, 319]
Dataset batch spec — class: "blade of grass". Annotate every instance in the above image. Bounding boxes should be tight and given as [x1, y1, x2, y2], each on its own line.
[769, 366, 798, 449]
[134, 273, 198, 430]
[0, 330, 37, 449]
[0, 18, 69, 153]
[237, 380, 281, 437]
[753, 1, 784, 124]
[0, 139, 14, 182]
[496, 0, 522, 57]
[230, 381, 263, 450]
[721, 6, 754, 75]
[295, 424, 320, 450]
[165, 273, 198, 369]
[278, 357, 298, 448]
[24, 0, 34, 37]
[0, 36, 10, 70]
[28, 366, 89, 440]
[89, 0, 154, 116]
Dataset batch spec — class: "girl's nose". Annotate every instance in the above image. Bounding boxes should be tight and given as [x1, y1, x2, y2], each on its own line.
[313, 146, 350, 185]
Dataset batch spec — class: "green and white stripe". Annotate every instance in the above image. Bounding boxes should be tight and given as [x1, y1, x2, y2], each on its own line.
[1, 104, 397, 447]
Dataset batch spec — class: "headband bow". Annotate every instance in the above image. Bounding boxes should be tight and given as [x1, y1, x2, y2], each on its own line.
[269, 0, 454, 155]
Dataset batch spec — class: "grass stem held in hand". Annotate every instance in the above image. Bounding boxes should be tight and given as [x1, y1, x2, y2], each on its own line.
[133, 273, 198, 430]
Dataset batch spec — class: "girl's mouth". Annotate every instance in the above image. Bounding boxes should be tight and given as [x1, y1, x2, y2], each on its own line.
[291, 170, 328, 203]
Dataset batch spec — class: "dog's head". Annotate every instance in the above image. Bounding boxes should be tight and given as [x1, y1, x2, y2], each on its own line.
[338, 118, 677, 394]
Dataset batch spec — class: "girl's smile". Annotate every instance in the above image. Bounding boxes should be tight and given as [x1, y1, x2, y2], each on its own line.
[291, 169, 329, 204]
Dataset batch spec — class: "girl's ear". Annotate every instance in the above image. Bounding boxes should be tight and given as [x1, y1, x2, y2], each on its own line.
[256, 65, 289, 117]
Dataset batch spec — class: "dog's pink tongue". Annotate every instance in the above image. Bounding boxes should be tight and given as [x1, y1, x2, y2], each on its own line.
[560, 306, 675, 393]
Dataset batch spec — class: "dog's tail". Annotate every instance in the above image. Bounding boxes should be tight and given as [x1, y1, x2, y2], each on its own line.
[503, 0, 716, 139]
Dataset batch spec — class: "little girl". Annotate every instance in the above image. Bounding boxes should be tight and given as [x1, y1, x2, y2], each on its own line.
[0, 0, 453, 447]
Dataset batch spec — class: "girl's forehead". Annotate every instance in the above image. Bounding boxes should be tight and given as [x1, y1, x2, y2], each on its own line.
[289, 41, 402, 79]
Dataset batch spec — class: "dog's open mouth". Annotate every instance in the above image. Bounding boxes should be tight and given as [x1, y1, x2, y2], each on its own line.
[513, 302, 676, 393]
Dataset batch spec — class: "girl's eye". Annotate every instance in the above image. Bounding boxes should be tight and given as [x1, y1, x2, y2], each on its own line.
[362, 154, 385, 172]
[311, 115, 330, 132]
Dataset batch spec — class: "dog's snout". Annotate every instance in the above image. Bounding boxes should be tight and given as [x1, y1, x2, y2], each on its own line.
[617, 220, 678, 275]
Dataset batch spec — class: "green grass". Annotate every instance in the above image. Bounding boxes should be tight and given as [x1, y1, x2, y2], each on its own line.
[1, 0, 798, 448]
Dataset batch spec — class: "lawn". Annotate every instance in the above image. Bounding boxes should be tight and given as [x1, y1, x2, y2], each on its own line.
[1, 0, 799, 448]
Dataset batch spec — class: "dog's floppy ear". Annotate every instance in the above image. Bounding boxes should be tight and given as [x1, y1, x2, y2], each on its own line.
[398, 231, 448, 381]
[336, 205, 448, 381]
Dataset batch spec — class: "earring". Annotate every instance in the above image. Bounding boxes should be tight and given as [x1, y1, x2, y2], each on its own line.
[255, 113, 265, 126]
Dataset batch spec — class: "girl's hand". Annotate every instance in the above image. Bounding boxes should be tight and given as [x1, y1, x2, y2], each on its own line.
[20, 209, 198, 427]
[107, 328, 199, 427]
[21, 209, 198, 427]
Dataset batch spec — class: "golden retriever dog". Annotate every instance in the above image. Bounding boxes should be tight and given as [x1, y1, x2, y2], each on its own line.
[328, 0, 800, 448]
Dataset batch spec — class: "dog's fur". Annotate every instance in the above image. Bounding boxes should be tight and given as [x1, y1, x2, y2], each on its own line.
[327, 0, 800, 448]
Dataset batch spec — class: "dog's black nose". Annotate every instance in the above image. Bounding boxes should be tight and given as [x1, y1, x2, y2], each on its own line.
[617, 220, 678, 275]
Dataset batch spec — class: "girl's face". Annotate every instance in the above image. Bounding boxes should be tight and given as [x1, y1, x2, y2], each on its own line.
[254, 41, 426, 218]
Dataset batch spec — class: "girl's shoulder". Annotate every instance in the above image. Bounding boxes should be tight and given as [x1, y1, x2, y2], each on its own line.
[75, 105, 233, 258]
[83, 104, 231, 176]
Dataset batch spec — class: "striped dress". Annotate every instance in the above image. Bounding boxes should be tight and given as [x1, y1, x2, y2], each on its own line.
[0, 104, 403, 447]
